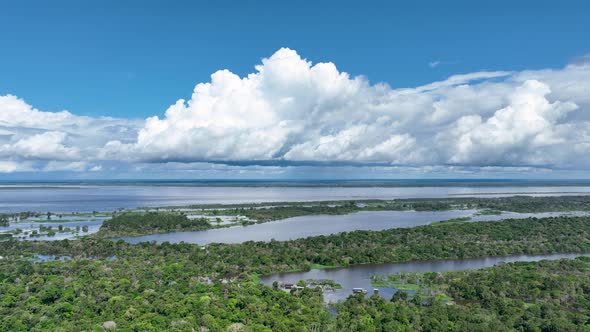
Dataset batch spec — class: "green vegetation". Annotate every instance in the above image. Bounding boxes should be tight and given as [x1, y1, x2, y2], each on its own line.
[234, 202, 359, 222]
[430, 216, 471, 226]
[3, 214, 590, 330]
[6, 195, 590, 239]
[305, 279, 343, 290]
[336, 257, 590, 331]
[309, 263, 340, 270]
[180, 195, 590, 224]
[0, 257, 329, 331]
[475, 209, 503, 215]
[2, 217, 590, 330]
[96, 212, 211, 237]
[180, 194, 590, 211]
[371, 273, 425, 291]
[3, 215, 590, 277]
[371, 195, 590, 213]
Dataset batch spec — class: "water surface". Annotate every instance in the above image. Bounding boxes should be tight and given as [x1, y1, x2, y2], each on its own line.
[0, 218, 106, 241]
[120, 210, 586, 245]
[260, 253, 590, 303]
[2, 184, 590, 213]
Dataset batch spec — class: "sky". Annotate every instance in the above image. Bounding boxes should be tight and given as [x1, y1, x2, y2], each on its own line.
[1, 0, 589, 180]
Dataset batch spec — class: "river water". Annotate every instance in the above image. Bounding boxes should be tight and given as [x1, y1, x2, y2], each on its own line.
[2, 184, 590, 213]
[119, 210, 587, 245]
[260, 253, 590, 303]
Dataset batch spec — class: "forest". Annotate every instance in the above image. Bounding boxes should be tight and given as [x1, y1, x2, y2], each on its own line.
[3, 215, 590, 277]
[334, 257, 590, 331]
[2, 215, 590, 330]
[95, 213, 211, 237]
[1, 223, 590, 330]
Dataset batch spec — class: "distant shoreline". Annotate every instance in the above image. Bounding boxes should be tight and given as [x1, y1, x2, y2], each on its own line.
[2, 179, 590, 188]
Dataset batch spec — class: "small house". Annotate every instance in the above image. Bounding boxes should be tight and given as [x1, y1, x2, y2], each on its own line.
[352, 288, 367, 294]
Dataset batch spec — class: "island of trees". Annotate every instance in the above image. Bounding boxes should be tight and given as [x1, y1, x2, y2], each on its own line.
[95, 213, 211, 237]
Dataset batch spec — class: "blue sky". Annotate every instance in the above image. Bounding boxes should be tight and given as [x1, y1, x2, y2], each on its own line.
[1, 1, 589, 179]
[3, 0, 588, 118]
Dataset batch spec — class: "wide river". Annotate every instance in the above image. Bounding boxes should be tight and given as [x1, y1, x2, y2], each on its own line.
[260, 253, 590, 303]
[119, 210, 587, 245]
[2, 184, 590, 213]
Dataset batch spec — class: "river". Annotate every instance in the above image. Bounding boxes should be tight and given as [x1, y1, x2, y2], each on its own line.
[2, 183, 590, 213]
[260, 253, 590, 303]
[119, 210, 587, 245]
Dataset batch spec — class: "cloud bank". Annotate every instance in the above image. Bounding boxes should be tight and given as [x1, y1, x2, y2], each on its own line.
[1, 48, 590, 174]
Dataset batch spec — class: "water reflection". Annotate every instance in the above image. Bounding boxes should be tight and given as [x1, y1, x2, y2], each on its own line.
[120, 210, 588, 245]
[260, 253, 590, 303]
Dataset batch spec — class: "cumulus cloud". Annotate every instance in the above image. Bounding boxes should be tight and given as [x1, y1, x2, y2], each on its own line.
[438, 80, 578, 166]
[101, 48, 590, 170]
[0, 95, 141, 172]
[2, 48, 590, 174]
[0, 131, 80, 160]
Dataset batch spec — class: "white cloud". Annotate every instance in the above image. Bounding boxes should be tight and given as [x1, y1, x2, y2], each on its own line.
[438, 80, 579, 166]
[0, 94, 141, 170]
[103, 48, 589, 170]
[0, 161, 34, 173]
[2, 48, 590, 174]
[89, 165, 103, 172]
[43, 161, 88, 172]
[0, 131, 80, 160]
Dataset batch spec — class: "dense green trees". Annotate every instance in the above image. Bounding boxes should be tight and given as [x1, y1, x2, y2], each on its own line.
[2, 245, 590, 330]
[334, 258, 590, 331]
[3, 214, 590, 330]
[96, 213, 211, 237]
[189, 195, 590, 223]
[0, 257, 330, 331]
[233, 202, 359, 222]
[4, 215, 590, 278]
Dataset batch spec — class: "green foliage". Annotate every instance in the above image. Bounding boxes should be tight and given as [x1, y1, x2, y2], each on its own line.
[4, 215, 590, 278]
[2, 214, 590, 330]
[0, 257, 329, 331]
[96, 212, 211, 237]
[335, 258, 590, 331]
[186, 195, 590, 224]
[236, 202, 359, 222]
[430, 217, 471, 226]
